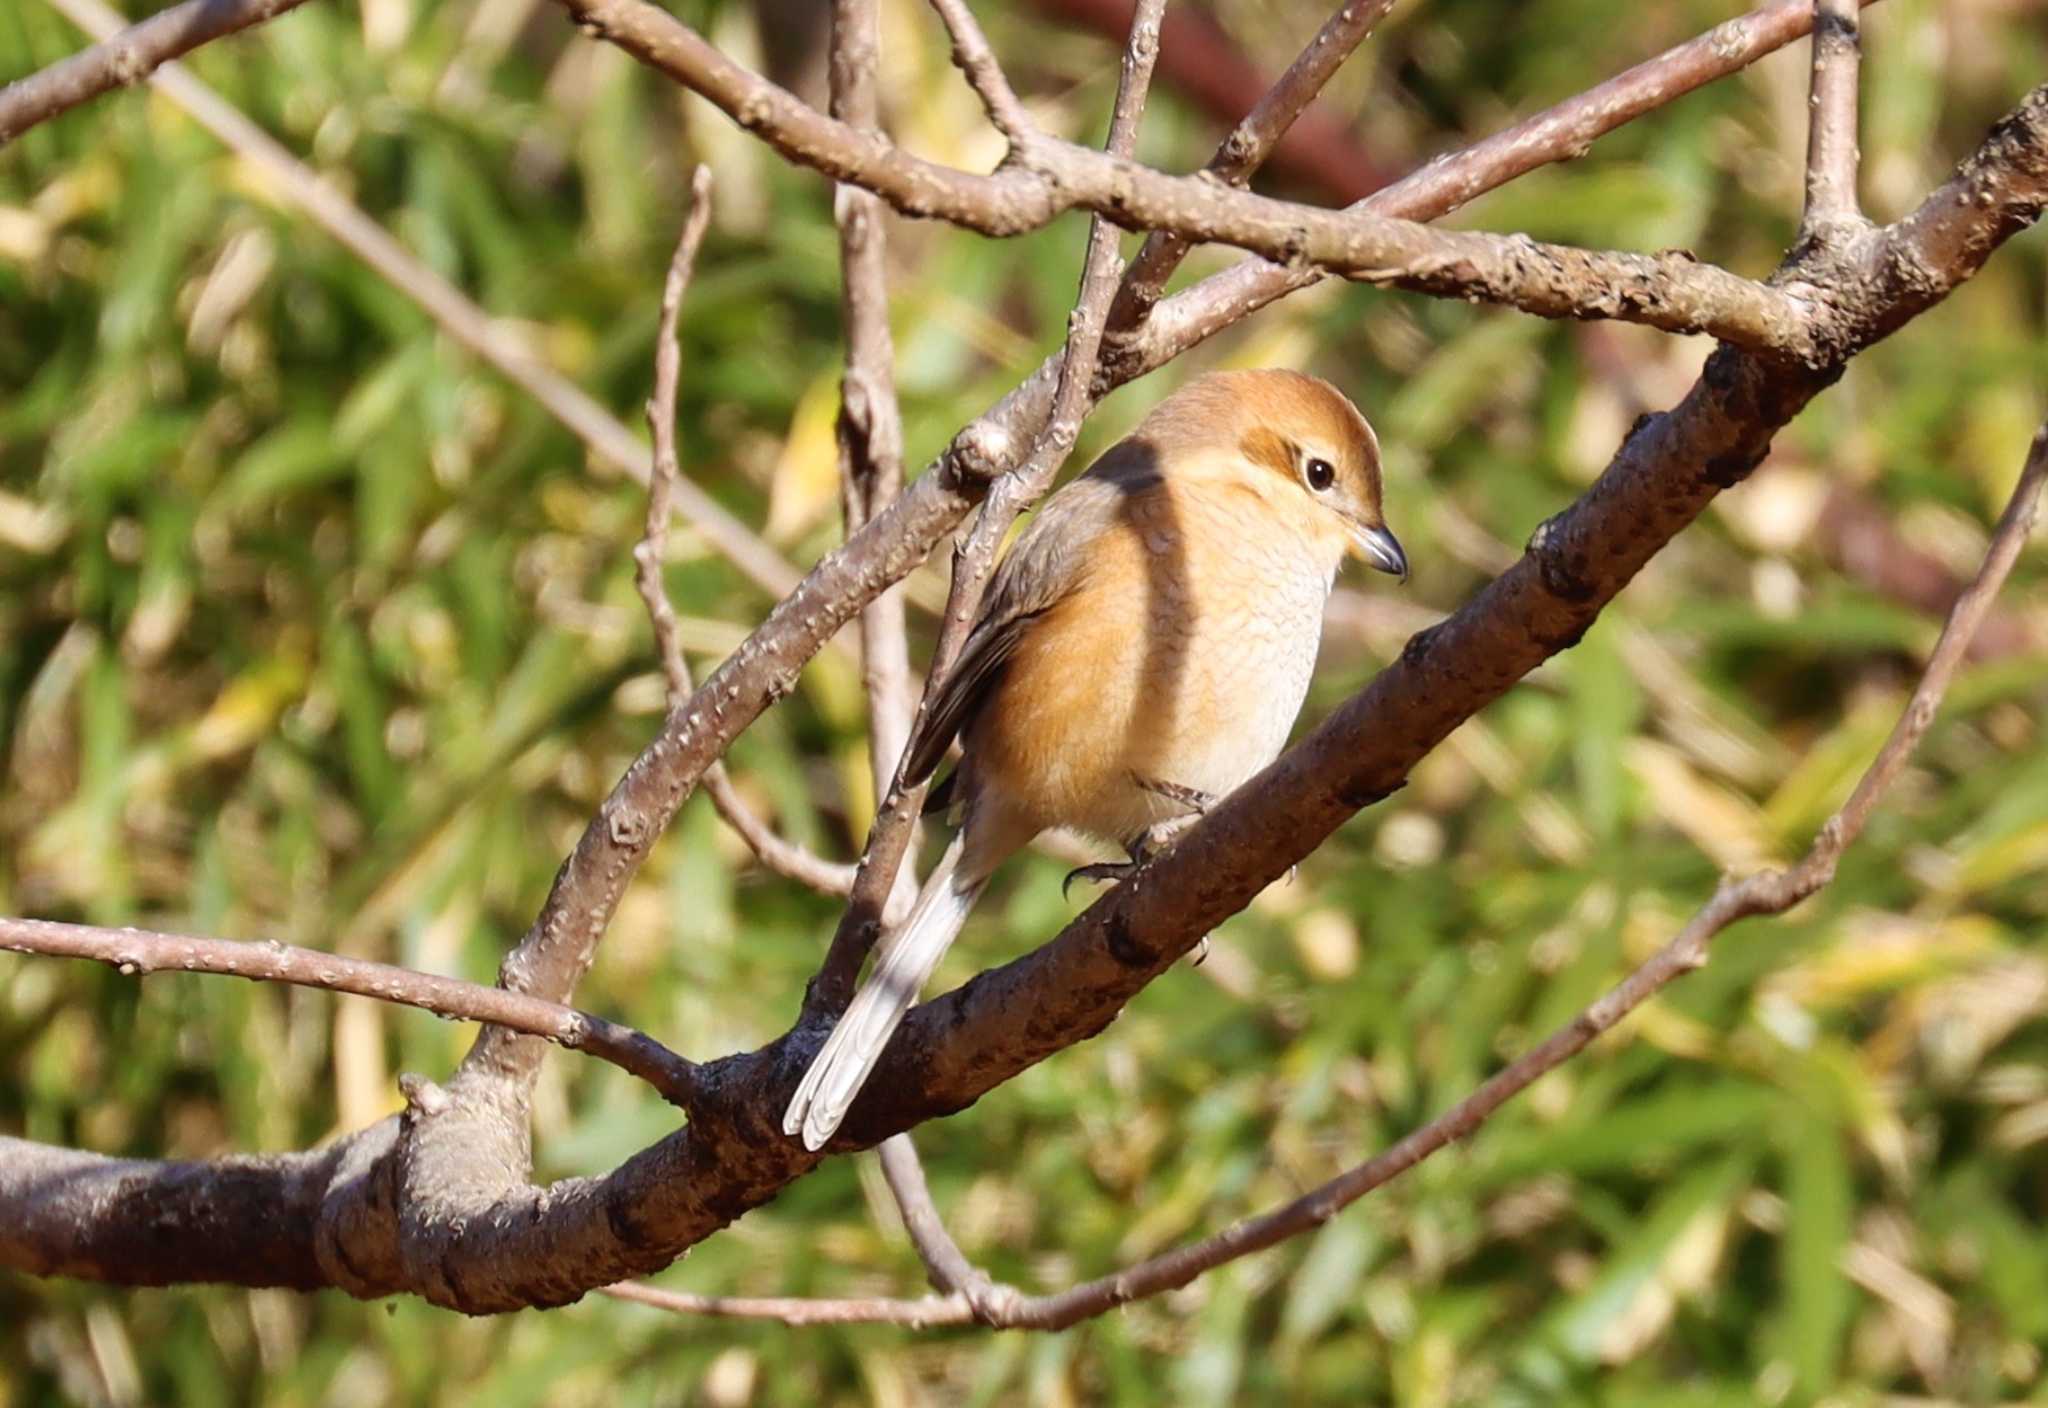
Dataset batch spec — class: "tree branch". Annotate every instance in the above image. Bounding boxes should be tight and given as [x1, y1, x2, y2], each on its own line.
[1127, 0, 1886, 374]
[633, 169, 861, 900]
[829, 0, 919, 903]
[0, 917, 701, 1107]
[0, 0, 313, 147]
[553, 0, 1819, 357]
[924, 0, 1037, 149]
[1801, 0, 1865, 238]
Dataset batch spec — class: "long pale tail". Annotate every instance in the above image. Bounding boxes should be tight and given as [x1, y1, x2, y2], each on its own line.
[784, 835, 984, 1151]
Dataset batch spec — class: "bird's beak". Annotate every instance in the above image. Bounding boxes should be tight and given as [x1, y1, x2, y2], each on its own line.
[1351, 522, 1409, 583]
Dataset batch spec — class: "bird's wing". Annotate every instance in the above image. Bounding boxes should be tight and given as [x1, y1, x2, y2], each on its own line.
[900, 442, 1158, 790]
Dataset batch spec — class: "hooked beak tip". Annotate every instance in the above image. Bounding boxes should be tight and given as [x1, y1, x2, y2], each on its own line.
[1356, 523, 1409, 584]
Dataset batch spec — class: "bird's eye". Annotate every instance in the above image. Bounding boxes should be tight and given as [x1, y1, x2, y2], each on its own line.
[1304, 456, 1336, 492]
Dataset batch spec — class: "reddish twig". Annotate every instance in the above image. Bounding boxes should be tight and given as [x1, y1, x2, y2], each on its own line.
[0, 917, 702, 1108]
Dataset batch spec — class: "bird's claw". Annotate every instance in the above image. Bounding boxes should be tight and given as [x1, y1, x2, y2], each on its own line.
[1063, 860, 1137, 898]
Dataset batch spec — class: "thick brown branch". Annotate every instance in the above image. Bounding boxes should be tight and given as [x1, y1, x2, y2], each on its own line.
[0, 918, 700, 1106]
[0, 0, 313, 147]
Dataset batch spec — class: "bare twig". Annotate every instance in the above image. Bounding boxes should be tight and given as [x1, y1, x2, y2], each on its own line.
[37, 0, 812, 610]
[556, 0, 1820, 357]
[829, 0, 919, 872]
[601, 1276, 975, 1326]
[875, 1135, 1002, 1305]
[0, 917, 702, 1107]
[1108, 0, 1402, 335]
[634, 169, 861, 900]
[924, 0, 1037, 149]
[0, 0, 314, 146]
[593, 422, 2048, 1331]
[1802, 0, 1865, 237]
[636, 168, 721, 701]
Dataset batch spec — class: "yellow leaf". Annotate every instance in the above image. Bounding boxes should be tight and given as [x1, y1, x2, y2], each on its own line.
[764, 373, 844, 545]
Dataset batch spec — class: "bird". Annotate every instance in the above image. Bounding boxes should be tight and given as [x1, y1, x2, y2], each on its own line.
[784, 369, 1408, 1151]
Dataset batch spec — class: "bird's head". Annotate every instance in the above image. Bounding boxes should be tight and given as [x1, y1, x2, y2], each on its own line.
[1139, 368, 1407, 582]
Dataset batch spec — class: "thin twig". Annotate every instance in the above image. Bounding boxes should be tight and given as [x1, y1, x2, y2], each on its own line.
[0, 917, 702, 1108]
[0, 0, 315, 146]
[1801, 0, 1865, 237]
[600, 1277, 974, 1326]
[634, 169, 861, 900]
[924, 0, 1038, 148]
[37, 0, 815, 613]
[829, 0, 920, 915]
[604, 421, 2048, 1330]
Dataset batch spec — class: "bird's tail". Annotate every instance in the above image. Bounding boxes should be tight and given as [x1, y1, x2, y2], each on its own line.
[784, 834, 984, 1151]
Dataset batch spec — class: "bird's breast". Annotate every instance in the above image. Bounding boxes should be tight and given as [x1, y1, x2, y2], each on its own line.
[965, 481, 1336, 845]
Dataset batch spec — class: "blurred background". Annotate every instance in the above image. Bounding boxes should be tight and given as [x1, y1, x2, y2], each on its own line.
[3, 0, 2048, 1401]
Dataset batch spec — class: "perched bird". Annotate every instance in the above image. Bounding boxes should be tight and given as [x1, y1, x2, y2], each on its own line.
[785, 369, 1407, 1150]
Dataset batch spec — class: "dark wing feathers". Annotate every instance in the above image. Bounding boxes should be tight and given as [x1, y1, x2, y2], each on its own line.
[899, 443, 1158, 794]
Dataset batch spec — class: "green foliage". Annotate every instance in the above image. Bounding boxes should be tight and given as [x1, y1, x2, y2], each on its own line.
[3, 0, 2048, 1402]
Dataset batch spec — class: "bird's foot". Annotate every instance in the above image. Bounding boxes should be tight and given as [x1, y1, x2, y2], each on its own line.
[1062, 783, 1220, 898]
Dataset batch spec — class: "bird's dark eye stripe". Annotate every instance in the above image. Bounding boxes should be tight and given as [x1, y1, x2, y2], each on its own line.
[1305, 456, 1335, 490]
